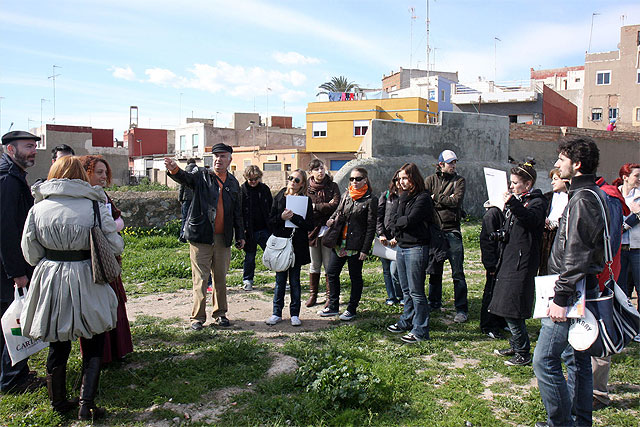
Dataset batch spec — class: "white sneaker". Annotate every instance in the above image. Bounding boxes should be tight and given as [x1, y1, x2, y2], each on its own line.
[242, 280, 253, 291]
[291, 316, 302, 326]
[634, 334, 640, 343]
[339, 310, 355, 321]
[265, 315, 282, 325]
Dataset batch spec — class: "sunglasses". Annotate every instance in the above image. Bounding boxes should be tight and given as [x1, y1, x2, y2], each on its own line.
[287, 176, 301, 184]
[349, 176, 365, 182]
[247, 177, 259, 182]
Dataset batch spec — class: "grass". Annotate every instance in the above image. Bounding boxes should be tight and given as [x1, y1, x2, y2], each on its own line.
[1, 220, 638, 426]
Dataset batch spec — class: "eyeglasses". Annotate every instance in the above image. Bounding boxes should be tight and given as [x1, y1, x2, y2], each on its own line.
[349, 176, 365, 182]
[247, 177, 259, 182]
[287, 176, 301, 184]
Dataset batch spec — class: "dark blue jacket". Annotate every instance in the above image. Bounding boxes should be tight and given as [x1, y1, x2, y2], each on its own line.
[0, 153, 34, 302]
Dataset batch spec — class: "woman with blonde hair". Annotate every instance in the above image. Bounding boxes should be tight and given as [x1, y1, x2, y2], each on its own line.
[20, 155, 123, 420]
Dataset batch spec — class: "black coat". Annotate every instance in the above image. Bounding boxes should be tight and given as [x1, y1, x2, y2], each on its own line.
[241, 181, 272, 246]
[269, 188, 314, 267]
[178, 163, 197, 202]
[424, 170, 466, 232]
[376, 190, 398, 239]
[393, 191, 434, 248]
[307, 176, 340, 247]
[168, 168, 244, 247]
[479, 207, 504, 272]
[488, 189, 547, 319]
[0, 154, 34, 302]
[330, 188, 378, 254]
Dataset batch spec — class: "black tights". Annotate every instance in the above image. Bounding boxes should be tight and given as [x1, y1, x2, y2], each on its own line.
[46, 334, 105, 372]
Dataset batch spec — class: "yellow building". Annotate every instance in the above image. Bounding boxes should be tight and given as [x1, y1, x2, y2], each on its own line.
[306, 97, 438, 152]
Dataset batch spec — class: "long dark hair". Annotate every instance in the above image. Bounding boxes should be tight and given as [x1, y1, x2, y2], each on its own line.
[399, 163, 425, 195]
[388, 169, 400, 195]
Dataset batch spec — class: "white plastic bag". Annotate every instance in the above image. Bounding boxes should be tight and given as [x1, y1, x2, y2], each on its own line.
[1, 288, 48, 366]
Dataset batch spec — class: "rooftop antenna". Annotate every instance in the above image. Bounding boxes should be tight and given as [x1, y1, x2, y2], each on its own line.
[409, 7, 416, 84]
[425, 0, 431, 121]
[588, 12, 600, 52]
[48, 65, 61, 123]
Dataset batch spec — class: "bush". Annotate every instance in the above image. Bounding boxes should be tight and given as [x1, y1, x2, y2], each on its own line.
[107, 177, 172, 192]
[122, 219, 182, 239]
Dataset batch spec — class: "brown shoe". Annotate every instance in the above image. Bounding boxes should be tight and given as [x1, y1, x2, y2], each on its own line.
[306, 273, 320, 307]
[5, 372, 46, 394]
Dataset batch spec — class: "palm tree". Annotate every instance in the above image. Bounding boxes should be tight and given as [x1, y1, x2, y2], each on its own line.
[316, 76, 360, 96]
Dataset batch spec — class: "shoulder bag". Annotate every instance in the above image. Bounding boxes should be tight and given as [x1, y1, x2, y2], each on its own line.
[262, 229, 296, 272]
[91, 200, 122, 284]
[322, 194, 348, 249]
[568, 189, 640, 357]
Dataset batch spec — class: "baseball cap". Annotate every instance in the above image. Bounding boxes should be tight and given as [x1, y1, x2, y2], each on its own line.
[438, 150, 457, 164]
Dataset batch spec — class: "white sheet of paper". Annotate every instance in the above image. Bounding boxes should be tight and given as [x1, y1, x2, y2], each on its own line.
[533, 274, 586, 319]
[372, 237, 397, 261]
[484, 167, 508, 211]
[285, 195, 309, 228]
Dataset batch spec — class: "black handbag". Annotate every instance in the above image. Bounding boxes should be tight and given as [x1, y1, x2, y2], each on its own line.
[322, 195, 348, 249]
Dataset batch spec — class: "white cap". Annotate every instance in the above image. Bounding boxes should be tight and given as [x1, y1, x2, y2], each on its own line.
[439, 149, 458, 164]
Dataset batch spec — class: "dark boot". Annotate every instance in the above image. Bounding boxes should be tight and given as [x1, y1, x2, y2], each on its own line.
[306, 273, 320, 307]
[323, 276, 331, 308]
[78, 357, 106, 421]
[46, 365, 78, 414]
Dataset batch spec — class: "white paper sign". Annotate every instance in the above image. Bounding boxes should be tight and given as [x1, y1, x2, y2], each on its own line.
[483, 167, 508, 211]
[372, 237, 397, 261]
[285, 195, 309, 228]
[533, 274, 586, 319]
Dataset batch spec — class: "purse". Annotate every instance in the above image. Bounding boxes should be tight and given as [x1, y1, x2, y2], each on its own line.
[262, 229, 296, 272]
[322, 195, 347, 249]
[568, 189, 640, 357]
[90, 200, 122, 284]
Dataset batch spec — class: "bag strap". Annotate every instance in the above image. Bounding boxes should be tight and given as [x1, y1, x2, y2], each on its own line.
[575, 188, 613, 275]
[92, 200, 103, 229]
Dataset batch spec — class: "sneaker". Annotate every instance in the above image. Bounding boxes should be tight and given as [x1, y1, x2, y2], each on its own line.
[387, 323, 406, 333]
[214, 316, 230, 327]
[265, 315, 282, 325]
[487, 330, 504, 340]
[242, 280, 253, 291]
[505, 353, 532, 366]
[493, 348, 516, 357]
[633, 334, 640, 343]
[190, 321, 204, 331]
[317, 307, 339, 317]
[385, 299, 395, 306]
[453, 312, 468, 323]
[339, 310, 355, 321]
[401, 333, 424, 344]
[535, 423, 549, 427]
[291, 316, 302, 326]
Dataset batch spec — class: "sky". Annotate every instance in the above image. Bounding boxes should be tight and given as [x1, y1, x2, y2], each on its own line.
[1, 0, 639, 138]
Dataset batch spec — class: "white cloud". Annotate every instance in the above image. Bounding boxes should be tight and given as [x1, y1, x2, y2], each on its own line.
[110, 66, 136, 81]
[272, 51, 321, 66]
[145, 68, 181, 86]
[280, 90, 306, 103]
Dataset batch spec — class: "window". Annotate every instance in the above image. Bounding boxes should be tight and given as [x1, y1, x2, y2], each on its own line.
[330, 160, 349, 171]
[179, 135, 186, 150]
[591, 108, 603, 121]
[36, 135, 45, 149]
[636, 108, 640, 121]
[243, 159, 251, 169]
[191, 134, 199, 149]
[441, 89, 446, 101]
[596, 71, 610, 85]
[428, 90, 436, 101]
[353, 120, 369, 136]
[390, 85, 397, 91]
[609, 108, 618, 120]
[284, 164, 291, 172]
[312, 121, 327, 138]
[575, 77, 581, 83]
[263, 162, 281, 171]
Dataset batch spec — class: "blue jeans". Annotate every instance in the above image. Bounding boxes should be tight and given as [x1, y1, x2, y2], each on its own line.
[0, 301, 30, 391]
[395, 245, 430, 339]
[619, 248, 640, 309]
[381, 258, 402, 300]
[504, 317, 529, 356]
[327, 250, 364, 314]
[533, 317, 592, 426]
[180, 199, 192, 239]
[242, 229, 270, 282]
[273, 265, 301, 317]
[428, 231, 468, 313]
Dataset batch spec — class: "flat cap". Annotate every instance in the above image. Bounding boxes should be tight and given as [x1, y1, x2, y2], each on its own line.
[211, 143, 233, 154]
[2, 130, 41, 145]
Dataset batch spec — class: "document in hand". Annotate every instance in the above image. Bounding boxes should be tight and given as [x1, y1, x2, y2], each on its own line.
[372, 237, 397, 261]
[533, 274, 586, 319]
[285, 195, 309, 228]
[483, 167, 508, 211]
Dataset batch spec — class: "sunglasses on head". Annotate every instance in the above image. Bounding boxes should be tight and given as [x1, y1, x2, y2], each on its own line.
[287, 176, 301, 184]
[349, 176, 365, 182]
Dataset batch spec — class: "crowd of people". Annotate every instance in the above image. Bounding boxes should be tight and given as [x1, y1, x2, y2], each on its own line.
[0, 130, 638, 425]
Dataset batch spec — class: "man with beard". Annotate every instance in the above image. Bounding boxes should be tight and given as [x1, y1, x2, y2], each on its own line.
[0, 131, 45, 393]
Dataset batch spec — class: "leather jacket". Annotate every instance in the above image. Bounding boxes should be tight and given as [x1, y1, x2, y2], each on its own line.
[424, 170, 466, 232]
[548, 174, 608, 307]
[330, 188, 378, 254]
[169, 168, 244, 247]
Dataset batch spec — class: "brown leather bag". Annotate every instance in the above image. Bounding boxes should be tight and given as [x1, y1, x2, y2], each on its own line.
[90, 201, 121, 284]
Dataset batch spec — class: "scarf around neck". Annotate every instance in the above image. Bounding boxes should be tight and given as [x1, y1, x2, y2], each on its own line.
[349, 183, 368, 200]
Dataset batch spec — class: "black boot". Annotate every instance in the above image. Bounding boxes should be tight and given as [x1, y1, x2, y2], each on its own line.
[47, 365, 79, 414]
[78, 357, 106, 421]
